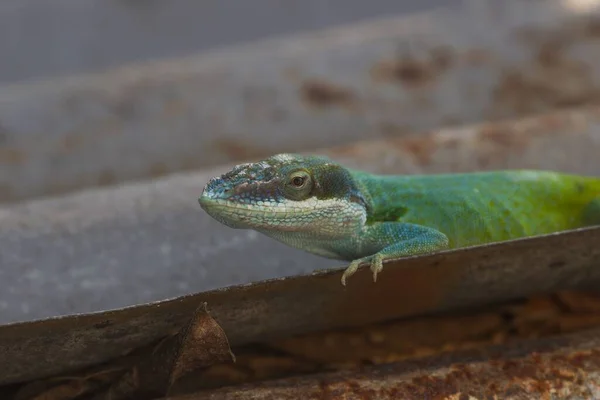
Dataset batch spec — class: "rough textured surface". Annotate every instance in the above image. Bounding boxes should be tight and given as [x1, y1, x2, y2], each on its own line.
[3, 0, 600, 202]
[10, 291, 600, 399]
[175, 327, 600, 399]
[1, 106, 600, 324]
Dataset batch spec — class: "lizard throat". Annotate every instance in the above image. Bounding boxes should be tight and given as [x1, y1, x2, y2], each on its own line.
[199, 196, 367, 236]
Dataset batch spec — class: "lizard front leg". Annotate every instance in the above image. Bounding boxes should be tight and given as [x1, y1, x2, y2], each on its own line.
[341, 222, 449, 286]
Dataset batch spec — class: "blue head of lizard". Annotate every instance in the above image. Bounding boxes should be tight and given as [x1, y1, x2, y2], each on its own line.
[199, 153, 369, 237]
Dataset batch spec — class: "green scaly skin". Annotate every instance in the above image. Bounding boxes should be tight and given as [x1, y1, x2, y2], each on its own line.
[198, 154, 600, 285]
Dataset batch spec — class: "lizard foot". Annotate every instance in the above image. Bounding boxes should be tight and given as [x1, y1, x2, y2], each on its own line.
[340, 254, 384, 286]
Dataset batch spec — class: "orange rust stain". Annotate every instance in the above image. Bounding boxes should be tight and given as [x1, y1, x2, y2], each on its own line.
[0, 147, 27, 165]
[409, 374, 460, 398]
[371, 47, 454, 89]
[329, 255, 464, 327]
[556, 291, 600, 314]
[371, 59, 435, 89]
[475, 123, 531, 169]
[478, 124, 530, 150]
[300, 80, 357, 109]
[399, 135, 437, 167]
[323, 142, 364, 159]
[213, 139, 268, 161]
[535, 113, 569, 133]
[273, 312, 503, 365]
[492, 25, 599, 117]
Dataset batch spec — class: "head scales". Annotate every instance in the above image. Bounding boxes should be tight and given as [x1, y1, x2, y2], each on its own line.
[199, 153, 368, 236]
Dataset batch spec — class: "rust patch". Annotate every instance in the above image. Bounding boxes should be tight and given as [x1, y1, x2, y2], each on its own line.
[300, 80, 357, 109]
[0, 147, 26, 165]
[493, 20, 600, 118]
[191, 335, 600, 399]
[372, 59, 434, 88]
[371, 47, 454, 89]
[213, 139, 269, 161]
[556, 291, 600, 313]
[478, 123, 530, 150]
[398, 135, 437, 166]
[330, 253, 463, 327]
[474, 123, 531, 169]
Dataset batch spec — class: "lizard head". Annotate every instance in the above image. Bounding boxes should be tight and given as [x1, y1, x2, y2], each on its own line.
[199, 153, 368, 236]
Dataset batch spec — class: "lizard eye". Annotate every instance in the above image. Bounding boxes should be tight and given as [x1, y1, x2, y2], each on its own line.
[291, 176, 305, 187]
[285, 170, 312, 199]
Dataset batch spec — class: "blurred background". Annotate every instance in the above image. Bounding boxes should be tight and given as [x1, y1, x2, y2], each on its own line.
[2, 0, 600, 324]
[0, 0, 460, 84]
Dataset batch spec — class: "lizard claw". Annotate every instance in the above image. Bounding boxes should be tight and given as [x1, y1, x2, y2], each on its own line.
[341, 256, 376, 286]
[342, 258, 368, 286]
[370, 254, 384, 282]
[341, 260, 360, 286]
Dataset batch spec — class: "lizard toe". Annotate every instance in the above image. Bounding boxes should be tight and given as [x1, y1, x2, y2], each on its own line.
[341, 257, 371, 286]
[370, 254, 384, 283]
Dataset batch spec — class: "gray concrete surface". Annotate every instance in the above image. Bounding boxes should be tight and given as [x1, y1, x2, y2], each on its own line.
[0, 165, 337, 324]
[0, 0, 456, 84]
[2, 0, 597, 203]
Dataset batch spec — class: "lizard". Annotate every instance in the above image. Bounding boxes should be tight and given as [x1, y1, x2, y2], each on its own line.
[198, 153, 600, 286]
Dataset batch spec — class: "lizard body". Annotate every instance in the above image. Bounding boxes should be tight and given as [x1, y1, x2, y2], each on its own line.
[199, 153, 600, 285]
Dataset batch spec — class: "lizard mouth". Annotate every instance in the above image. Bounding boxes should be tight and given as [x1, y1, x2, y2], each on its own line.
[198, 196, 255, 229]
[198, 195, 290, 229]
[199, 192, 367, 237]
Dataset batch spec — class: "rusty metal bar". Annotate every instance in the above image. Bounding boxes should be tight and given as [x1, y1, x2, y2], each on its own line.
[178, 327, 600, 400]
[1, 226, 599, 385]
[2, 0, 600, 202]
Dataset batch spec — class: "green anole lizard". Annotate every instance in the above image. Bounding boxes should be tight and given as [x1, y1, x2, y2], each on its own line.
[198, 153, 600, 285]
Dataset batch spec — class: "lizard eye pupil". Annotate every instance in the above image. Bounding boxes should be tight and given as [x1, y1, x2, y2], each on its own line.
[292, 176, 305, 187]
